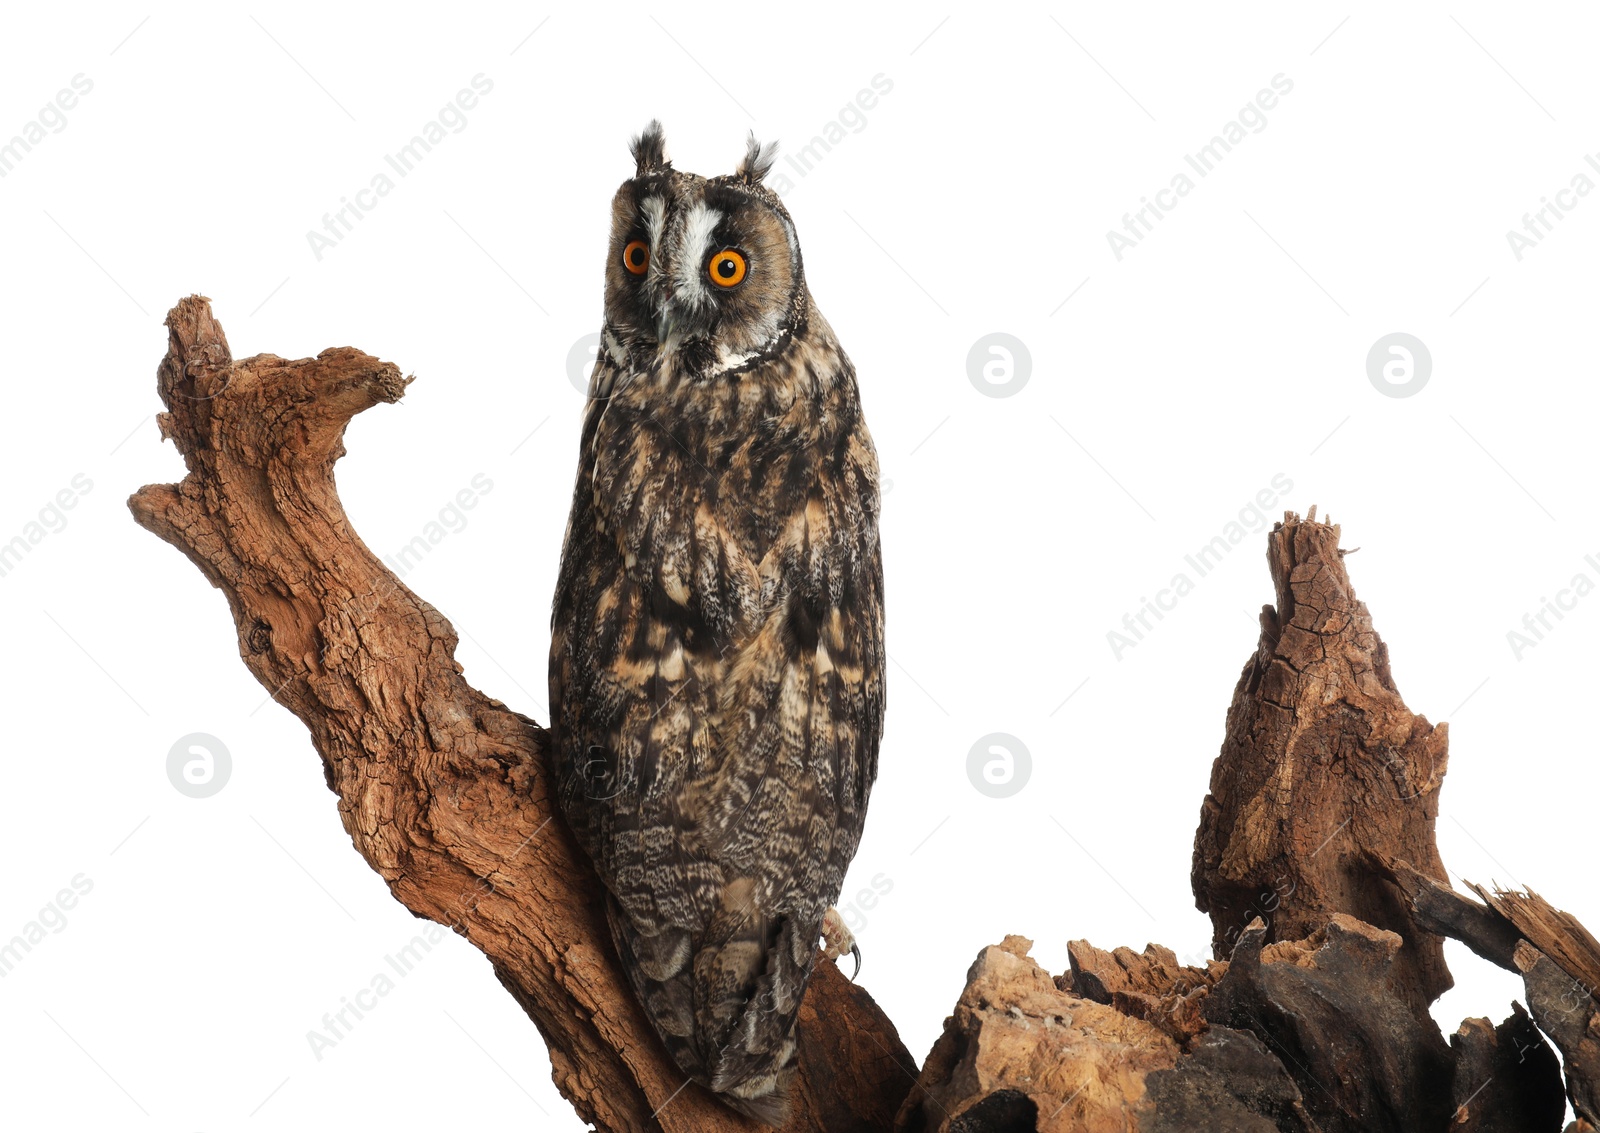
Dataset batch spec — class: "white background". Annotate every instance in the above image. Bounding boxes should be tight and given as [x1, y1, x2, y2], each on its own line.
[1, 3, 1594, 1128]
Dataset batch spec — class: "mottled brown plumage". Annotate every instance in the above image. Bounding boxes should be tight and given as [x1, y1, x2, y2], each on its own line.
[548, 121, 884, 1123]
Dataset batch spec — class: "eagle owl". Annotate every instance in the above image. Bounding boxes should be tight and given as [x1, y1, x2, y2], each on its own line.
[548, 122, 886, 1123]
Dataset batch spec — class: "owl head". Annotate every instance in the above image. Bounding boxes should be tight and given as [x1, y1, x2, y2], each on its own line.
[602, 121, 806, 375]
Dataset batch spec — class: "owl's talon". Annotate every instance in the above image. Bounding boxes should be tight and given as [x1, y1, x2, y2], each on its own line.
[820, 906, 859, 976]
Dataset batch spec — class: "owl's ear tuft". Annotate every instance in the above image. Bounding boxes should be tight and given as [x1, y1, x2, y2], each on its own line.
[630, 120, 670, 176]
[735, 132, 780, 185]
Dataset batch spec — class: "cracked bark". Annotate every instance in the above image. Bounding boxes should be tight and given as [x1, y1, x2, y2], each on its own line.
[128, 296, 913, 1133]
[1191, 509, 1452, 1018]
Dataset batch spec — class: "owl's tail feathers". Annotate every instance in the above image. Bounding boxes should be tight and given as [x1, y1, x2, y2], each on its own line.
[714, 1084, 791, 1126]
[699, 885, 817, 1125]
[604, 887, 816, 1127]
[603, 897, 707, 1081]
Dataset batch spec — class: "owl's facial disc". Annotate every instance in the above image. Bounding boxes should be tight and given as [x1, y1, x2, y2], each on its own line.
[606, 172, 801, 370]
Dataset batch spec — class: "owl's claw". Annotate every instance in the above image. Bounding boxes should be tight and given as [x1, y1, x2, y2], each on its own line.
[820, 906, 860, 978]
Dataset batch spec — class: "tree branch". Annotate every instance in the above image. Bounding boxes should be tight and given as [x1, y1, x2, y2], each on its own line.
[128, 295, 913, 1133]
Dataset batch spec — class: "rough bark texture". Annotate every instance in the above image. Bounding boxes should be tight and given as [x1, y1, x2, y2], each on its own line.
[1517, 942, 1600, 1125]
[1062, 939, 1220, 1046]
[1192, 510, 1452, 1017]
[1140, 1026, 1319, 1133]
[1369, 853, 1523, 971]
[1377, 857, 1600, 1123]
[128, 296, 913, 1133]
[893, 935, 1182, 1133]
[1449, 1006, 1566, 1132]
[1203, 914, 1455, 1132]
[135, 305, 1600, 1133]
[1485, 890, 1600, 1007]
[892, 936, 1318, 1133]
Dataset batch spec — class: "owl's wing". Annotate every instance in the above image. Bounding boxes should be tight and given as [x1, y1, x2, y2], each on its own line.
[690, 452, 886, 921]
[549, 365, 736, 932]
[549, 367, 738, 1080]
[659, 403, 885, 1102]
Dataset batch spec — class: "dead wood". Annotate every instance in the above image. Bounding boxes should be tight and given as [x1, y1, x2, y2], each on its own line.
[133, 303, 1600, 1133]
[1369, 853, 1524, 971]
[1063, 939, 1220, 1046]
[1448, 1005, 1566, 1132]
[1191, 510, 1452, 1017]
[1202, 914, 1454, 1132]
[1517, 942, 1600, 1124]
[1483, 890, 1600, 1008]
[1372, 859, 1600, 1123]
[891, 936, 1316, 1133]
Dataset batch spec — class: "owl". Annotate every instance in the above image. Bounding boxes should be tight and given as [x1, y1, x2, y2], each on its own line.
[547, 121, 886, 1124]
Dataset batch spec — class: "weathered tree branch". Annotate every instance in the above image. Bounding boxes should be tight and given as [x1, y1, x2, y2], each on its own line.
[128, 296, 913, 1133]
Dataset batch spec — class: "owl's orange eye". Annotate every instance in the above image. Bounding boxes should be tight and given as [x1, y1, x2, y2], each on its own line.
[622, 240, 649, 275]
[707, 249, 747, 288]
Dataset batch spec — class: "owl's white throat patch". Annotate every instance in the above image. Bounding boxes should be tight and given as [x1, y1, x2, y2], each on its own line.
[709, 346, 756, 376]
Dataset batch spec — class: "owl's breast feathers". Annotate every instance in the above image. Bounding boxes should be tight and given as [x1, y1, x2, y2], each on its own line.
[548, 307, 883, 1120]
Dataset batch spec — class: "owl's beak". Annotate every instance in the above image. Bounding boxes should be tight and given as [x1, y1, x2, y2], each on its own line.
[653, 282, 675, 342]
[653, 278, 710, 346]
[655, 294, 693, 345]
